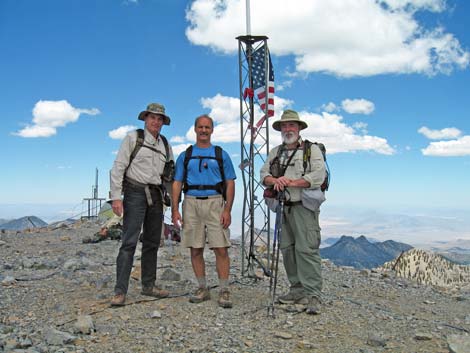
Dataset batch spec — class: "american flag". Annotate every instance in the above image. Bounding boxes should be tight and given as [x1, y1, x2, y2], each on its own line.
[252, 44, 274, 117]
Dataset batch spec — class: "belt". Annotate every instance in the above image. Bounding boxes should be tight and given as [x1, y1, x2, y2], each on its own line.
[125, 177, 162, 206]
[185, 195, 222, 200]
[284, 201, 302, 207]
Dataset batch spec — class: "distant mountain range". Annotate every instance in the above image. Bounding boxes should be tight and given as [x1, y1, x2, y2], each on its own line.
[321, 235, 380, 247]
[0, 216, 48, 231]
[320, 235, 413, 269]
[0, 218, 9, 226]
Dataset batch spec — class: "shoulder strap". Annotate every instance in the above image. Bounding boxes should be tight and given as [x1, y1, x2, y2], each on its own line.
[121, 129, 143, 187]
[130, 129, 145, 165]
[214, 146, 225, 182]
[182, 145, 193, 186]
[123, 129, 145, 181]
[159, 134, 170, 161]
[303, 140, 313, 175]
[278, 143, 300, 176]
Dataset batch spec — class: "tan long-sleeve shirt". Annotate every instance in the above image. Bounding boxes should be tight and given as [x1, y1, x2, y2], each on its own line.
[109, 129, 174, 200]
[260, 138, 326, 202]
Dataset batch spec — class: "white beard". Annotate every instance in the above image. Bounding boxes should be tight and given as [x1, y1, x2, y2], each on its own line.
[282, 131, 299, 145]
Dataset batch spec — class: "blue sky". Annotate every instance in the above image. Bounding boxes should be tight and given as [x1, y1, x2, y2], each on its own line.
[1, 0, 469, 243]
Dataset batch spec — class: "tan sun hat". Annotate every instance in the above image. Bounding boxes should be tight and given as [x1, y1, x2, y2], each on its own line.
[138, 103, 171, 125]
[272, 109, 307, 131]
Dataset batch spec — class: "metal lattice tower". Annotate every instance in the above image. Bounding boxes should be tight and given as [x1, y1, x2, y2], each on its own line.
[82, 168, 106, 220]
[237, 35, 273, 278]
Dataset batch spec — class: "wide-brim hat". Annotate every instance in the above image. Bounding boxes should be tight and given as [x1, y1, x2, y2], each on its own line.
[272, 109, 307, 131]
[138, 103, 171, 125]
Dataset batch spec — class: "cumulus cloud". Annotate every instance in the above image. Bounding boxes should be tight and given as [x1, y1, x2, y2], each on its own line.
[276, 111, 394, 155]
[172, 143, 192, 157]
[321, 102, 340, 113]
[382, 0, 446, 12]
[109, 125, 138, 140]
[353, 122, 369, 134]
[185, 0, 469, 77]
[418, 126, 462, 139]
[170, 135, 186, 143]
[194, 93, 394, 155]
[342, 99, 375, 115]
[14, 100, 100, 138]
[421, 136, 470, 156]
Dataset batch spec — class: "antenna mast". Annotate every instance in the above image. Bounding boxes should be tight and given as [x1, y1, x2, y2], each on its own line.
[82, 168, 106, 220]
[237, 0, 273, 278]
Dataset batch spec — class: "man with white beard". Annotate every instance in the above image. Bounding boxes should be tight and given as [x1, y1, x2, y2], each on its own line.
[260, 109, 326, 314]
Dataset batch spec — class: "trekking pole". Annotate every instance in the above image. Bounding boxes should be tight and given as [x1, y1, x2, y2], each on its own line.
[267, 190, 285, 317]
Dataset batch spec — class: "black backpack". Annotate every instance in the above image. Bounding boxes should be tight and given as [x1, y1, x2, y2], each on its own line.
[182, 145, 226, 199]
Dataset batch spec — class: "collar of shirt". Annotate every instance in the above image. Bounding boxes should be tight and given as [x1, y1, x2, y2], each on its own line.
[144, 128, 160, 146]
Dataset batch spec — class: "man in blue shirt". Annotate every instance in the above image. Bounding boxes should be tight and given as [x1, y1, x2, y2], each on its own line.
[171, 114, 236, 308]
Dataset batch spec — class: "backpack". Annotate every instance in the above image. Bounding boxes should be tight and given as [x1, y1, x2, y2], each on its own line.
[182, 145, 226, 200]
[123, 129, 174, 184]
[302, 140, 330, 192]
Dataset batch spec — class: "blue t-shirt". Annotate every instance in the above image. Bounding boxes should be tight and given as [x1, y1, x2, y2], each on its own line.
[174, 145, 236, 197]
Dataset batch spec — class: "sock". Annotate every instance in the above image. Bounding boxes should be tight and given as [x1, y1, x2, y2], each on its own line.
[219, 278, 229, 291]
[196, 277, 206, 288]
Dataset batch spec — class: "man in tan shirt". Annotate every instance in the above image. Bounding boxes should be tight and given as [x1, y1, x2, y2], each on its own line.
[260, 109, 326, 314]
[109, 103, 174, 306]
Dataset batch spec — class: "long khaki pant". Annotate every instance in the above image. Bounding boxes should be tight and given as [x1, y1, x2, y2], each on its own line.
[279, 205, 322, 298]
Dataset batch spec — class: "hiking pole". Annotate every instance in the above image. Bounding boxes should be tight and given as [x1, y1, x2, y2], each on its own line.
[267, 190, 285, 317]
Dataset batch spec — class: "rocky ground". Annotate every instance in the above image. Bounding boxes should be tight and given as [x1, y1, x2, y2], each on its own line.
[1, 220, 469, 353]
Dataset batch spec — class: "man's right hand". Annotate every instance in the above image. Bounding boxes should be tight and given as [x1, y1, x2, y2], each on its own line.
[171, 209, 183, 229]
[112, 200, 123, 217]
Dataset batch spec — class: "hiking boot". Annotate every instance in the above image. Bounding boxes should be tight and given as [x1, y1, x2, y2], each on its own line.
[141, 286, 169, 298]
[189, 287, 211, 303]
[217, 289, 233, 308]
[278, 290, 306, 304]
[305, 296, 321, 315]
[110, 293, 126, 307]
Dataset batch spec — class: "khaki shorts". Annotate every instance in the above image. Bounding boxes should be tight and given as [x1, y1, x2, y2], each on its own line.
[181, 195, 231, 249]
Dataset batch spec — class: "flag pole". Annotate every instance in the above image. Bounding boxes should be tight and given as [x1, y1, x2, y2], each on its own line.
[237, 1, 271, 281]
[246, 0, 251, 35]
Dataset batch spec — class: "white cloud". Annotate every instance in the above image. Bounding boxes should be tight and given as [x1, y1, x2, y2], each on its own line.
[382, 0, 446, 12]
[172, 143, 192, 157]
[276, 80, 293, 92]
[285, 112, 394, 155]
[170, 135, 186, 143]
[185, 0, 469, 77]
[421, 136, 470, 156]
[353, 122, 369, 134]
[321, 102, 340, 113]
[196, 93, 292, 143]
[342, 99, 375, 115]
[109, 125, 138, 140]
[197, 93, 394, 155]
[14, 100, 100, 138]
[418, 126, 462, 139]
[13, 125, 57, 138]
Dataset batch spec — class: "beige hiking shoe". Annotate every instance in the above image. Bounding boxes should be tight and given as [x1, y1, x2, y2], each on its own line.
[217, 289, 233, 308]
[278, 290, 306, 304]
[189, 287, 211, 303]
[141, 286, 169, 298]
[305, 296, 321, 315]
[110, 293, 126, 307]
